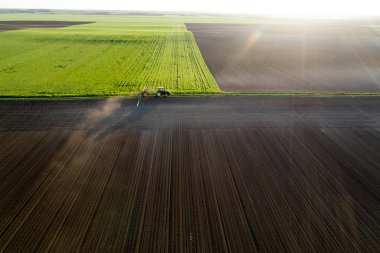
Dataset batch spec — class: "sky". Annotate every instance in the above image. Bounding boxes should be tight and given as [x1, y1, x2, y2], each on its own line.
[1, 0, 379, 17]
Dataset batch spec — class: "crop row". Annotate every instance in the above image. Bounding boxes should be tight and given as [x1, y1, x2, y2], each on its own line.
[0, 20, 220, 97]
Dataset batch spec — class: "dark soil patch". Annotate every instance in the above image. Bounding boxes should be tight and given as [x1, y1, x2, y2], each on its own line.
[0, 97, 379, 252]
[0, 21, 93, 32]
[187, 23, 380, 93]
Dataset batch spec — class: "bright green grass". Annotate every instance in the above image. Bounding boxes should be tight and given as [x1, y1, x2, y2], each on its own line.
[0, 14, 247, 97]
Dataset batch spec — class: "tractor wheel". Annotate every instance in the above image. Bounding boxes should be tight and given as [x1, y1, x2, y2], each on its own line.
[156, 92, 161, 97]
[142, 91, 148, 97]
[163, 93, 168, 98]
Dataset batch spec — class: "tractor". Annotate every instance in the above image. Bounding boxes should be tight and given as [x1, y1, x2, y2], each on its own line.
[141, 87, 172, 97]
[155, 87, 172, 97]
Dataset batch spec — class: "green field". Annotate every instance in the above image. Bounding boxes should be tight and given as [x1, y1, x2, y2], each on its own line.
[0, 14, 249, 97]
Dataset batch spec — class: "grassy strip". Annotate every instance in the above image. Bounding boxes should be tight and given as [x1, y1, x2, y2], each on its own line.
[220, 92, 380, 97]
[1, 91, 379, 100]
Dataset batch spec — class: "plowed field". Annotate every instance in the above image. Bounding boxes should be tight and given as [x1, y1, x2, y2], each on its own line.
[187, 23, 380, 93]
[0, 97, 379, 252]
[0, 21, 93, 32]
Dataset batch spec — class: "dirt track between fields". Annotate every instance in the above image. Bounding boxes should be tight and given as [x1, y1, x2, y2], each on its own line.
[187, 23, 380, 93]
[0, 21, 93, 32]
[0, 97, 379, 252]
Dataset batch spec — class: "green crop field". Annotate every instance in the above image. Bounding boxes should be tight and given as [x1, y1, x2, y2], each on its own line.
[0, 14, 247, 97]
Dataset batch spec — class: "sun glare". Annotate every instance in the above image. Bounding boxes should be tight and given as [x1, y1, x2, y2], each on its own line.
[242, 0, 380, 18]
[1, 0, 379, 17]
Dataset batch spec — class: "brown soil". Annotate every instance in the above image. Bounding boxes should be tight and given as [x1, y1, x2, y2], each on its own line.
[0, 21, 93, 32]
[187, 23, 380, 93]
[0, 97, 379, 252]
